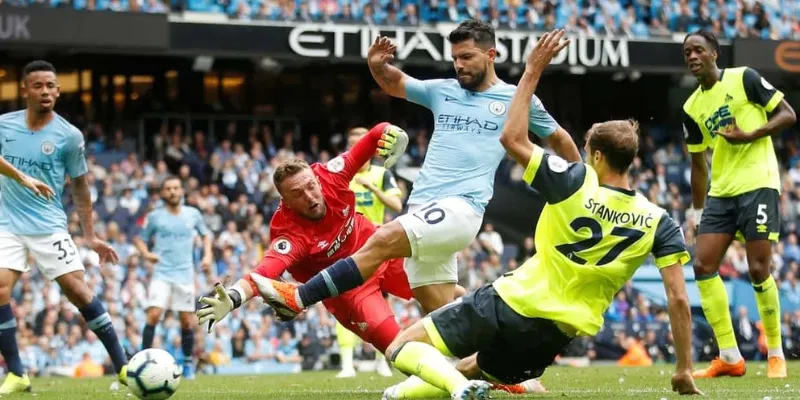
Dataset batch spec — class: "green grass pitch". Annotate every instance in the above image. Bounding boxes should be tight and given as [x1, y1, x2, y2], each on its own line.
[10, 361, 800, 399]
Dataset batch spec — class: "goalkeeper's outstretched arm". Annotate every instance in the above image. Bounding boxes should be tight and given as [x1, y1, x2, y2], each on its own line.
[197, 256, 290, 332]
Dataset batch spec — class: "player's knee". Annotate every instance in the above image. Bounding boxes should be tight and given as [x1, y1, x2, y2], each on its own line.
[384, 339, 405, 362]
[363, 222, 411, 260]
[455, 355, 481, 379]
[147, 308, 164, 324]
[179, 312, 195, 328]
[692, 252, 718, 277]
[747, 257, 772, 283]
[0, 283, 12, 305]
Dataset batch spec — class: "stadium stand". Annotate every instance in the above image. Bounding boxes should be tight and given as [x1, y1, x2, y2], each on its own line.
[14, 0, 800, 40]
[1, 0, 800, 379]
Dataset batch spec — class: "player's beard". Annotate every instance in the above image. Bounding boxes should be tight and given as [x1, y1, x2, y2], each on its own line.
[166, 196, 181, 207]
[457, 67, 487, 91]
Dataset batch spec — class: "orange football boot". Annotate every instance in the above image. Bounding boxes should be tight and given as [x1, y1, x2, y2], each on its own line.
[692, 357, 746, 378]
[767, 356, 787, 378]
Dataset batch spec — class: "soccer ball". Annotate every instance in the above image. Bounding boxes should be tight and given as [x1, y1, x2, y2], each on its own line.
[126, 348, 182, 400]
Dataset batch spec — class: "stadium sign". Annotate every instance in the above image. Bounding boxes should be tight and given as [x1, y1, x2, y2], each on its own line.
[287, 24, 630, 69]
[169, 20, 732, 72]
[735, 39, 800, 74]
[0, 6, 168, 50]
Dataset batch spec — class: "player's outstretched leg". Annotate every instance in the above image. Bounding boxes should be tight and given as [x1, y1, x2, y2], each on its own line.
[56, 271, 128, 385]
[454, 354, 547, 394]
[692, 232, 745, 379]
[383, 319, 489, 400]
[251, 221, 412, 318]
[746, 240, 787, 378]
[0, 269, 30, 395]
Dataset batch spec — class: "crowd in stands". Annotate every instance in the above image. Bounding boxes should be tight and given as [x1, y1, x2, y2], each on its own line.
[9, 0, 800, 40]
[5, 110, 800, 378]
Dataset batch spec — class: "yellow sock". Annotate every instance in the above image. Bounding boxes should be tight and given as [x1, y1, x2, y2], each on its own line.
[336, 321, 358, 371]
[393, 375, 450, 399]
[753, 276, 783, 353]
[697, 274, 739, 353]
[392, 342, 468, 394]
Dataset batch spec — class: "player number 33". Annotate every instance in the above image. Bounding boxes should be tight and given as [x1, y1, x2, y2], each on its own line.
[52, 238, 77, 262]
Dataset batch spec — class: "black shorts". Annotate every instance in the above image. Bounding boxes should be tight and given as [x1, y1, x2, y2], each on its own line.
[427, 285, 572, 384]
[698, 188, 779, 242]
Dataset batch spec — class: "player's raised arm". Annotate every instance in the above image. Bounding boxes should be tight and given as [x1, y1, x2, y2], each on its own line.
[335, 122, 408, 183]
[368, 37, 411, 99]
[500, 30, 568, 167]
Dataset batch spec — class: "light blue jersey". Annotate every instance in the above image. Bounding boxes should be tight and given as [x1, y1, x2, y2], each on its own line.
[0, 110, 87, 235]
[140, 206, 209, 285]
[405, 78, 557, 213]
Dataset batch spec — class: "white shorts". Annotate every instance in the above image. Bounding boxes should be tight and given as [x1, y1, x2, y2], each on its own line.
[0, 231, 85, 281]
[147, 279, 196, 313]
[397, 197, 483, 288]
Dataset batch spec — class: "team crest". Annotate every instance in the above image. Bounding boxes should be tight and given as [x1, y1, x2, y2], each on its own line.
[273, 239, 292, 255]
[41, 141, 55, 155]
[327, 156, 345, 173]
[488, 101, 507, 116]
[547, 155, 568, 173]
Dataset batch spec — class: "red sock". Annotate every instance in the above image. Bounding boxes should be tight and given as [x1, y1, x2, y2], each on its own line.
[369, 317, 402, 354]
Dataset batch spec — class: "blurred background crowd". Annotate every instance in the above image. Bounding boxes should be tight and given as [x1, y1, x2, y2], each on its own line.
[15, 0, 800, 40]
[2, 0, 800, 380]
[4, 115, 800, 377]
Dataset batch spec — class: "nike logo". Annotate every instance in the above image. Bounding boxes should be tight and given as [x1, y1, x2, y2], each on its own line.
[65, 259, 74, 265]
[444, 96, 458, 102]
[172, 372, 182, 379]
[4, 138, 15, 142]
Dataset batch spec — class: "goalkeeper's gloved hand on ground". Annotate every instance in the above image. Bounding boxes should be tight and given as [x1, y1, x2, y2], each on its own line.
[196, 283, 244, 333]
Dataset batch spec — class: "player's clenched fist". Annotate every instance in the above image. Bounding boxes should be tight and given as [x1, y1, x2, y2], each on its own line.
[377, 124, 408, 168]
[526, 29, 570, 74]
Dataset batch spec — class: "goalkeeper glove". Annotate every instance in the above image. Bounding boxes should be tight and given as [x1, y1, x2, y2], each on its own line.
[377, 124, 409, 168]
[196, 283, 244, 333]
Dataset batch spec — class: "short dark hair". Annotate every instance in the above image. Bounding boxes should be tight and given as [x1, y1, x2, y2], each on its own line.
[684, 30, 719, 53]
[273, 158, 311, 191]
[22, 60, 56, 78]
[586, 120, 640, 174]
[160, 175, 182, 191]
[447, 19, 495, 48]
